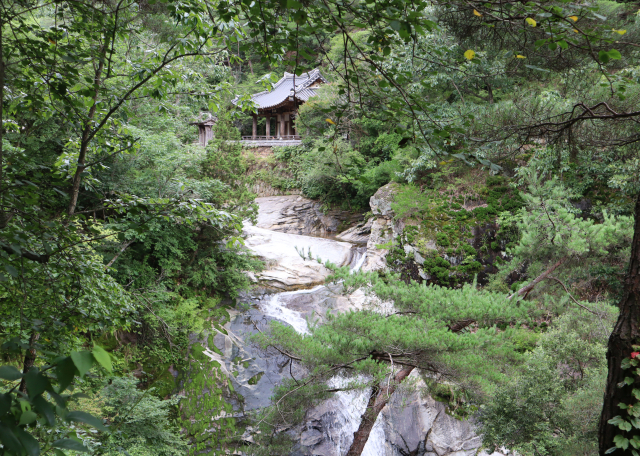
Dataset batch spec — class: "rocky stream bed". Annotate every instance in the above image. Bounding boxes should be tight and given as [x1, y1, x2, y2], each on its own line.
[192, 192, 508, 456]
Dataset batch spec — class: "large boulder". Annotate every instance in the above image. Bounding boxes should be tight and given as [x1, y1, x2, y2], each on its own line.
[256, 195, 362, 236]
[361, 183, 405, 271]
[243, 224, 356, 290]
[296, 376, 503, 456]
[335, 218, 372, 244]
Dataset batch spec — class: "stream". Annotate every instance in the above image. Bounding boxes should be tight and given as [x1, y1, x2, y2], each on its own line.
[197, 196, 495, 456]
[253, 245, 389, 456]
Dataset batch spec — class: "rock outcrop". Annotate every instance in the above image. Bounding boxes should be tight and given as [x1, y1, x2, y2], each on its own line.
[335, 218, 372, 244]
[361, 183, 405, 272]
[297, 377, 496, 456]
[197, 191, 508, 456]
[256, 195, 362, 236]
[243, 224, 356, 290]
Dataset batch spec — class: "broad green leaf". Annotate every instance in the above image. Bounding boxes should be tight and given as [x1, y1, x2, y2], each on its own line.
[55, 356, 76, 392]
[19, 410, 37, 426]
[25, 370, 52, 398]
[599, 50, 610, 64]
[0, 365, 22, 381]
[609, 415, 626, 426]
[66, 411, 108, 432]
[615, 434, 630, 450]
[14, 427, 40, 456]
[32, 396, 55, 426]
[0, 424, 24, 454]
[52, 438, 89, 452]
[70, 351, 93, 378]
[5, 265, 19, 278]
[609, 49, 622, 60]
[92, 345, 112, 372]
[0, 393, 11, 417]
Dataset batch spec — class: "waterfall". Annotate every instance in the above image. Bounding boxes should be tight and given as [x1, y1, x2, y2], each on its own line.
[259, 287, 321, 335]
[349, 246, 368, 272]
[257, 246, 389, 456]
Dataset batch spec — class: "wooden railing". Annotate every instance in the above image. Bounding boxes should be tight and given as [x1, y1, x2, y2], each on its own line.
[241, 135, 301, 141]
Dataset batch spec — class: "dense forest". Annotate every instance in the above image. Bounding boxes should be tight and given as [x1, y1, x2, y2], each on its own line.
[1, 0, 640, 455]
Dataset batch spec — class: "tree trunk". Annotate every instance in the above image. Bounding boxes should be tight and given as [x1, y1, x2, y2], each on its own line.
[509, 256, 567, 300]
[67, 44, 106, 217]
[18, 332, 40, 394]
[599, 190, 640, 454]
[0, 21, 6, 229]
[346, 366, 414, 456]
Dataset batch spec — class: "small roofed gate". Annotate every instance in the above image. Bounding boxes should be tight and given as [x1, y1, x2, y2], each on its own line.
[236, 69, 327, 143]
[195, 119, 215, 147]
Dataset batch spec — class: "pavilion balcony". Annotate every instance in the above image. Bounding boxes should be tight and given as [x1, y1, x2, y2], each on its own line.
[241, 135, 301, 141]
[239, 135, 302, 146]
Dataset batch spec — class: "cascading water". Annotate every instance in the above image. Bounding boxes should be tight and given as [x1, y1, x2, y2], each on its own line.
[256, 244, 390, 456]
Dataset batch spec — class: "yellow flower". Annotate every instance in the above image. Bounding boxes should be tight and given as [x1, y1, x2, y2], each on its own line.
[464, 49, 476, 60]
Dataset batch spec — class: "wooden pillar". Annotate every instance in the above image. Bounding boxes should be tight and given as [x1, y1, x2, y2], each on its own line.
[266, 116, 271, 139]
[199, 126, 205, 147]
[206, 125, 212, 145]
[279, 114, 285, 138]
[252, 114, 257, 139]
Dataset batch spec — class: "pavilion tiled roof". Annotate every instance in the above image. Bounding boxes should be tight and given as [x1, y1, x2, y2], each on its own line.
[235, 69, 327, 110]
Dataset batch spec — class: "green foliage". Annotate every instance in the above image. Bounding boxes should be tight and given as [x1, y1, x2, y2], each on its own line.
[250, 270, 538, 440]
[512, 171, 633, 262]
[180, 341, 237, 456]
[202, 119, 258, 221]
[489, 170, 633, 299]
[99, 376, 188, 456]
[0, 351, 111, 455]
[480, 304, 617, 455]
[386, 175, 523, 286]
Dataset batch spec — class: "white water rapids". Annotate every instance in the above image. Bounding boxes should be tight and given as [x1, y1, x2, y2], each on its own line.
[257, 245, 388, 456]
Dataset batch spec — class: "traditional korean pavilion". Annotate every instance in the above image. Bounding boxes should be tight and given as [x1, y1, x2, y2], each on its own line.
[193, 69, 327, 147]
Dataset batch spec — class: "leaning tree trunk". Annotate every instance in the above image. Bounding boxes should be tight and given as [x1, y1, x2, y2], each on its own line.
[599, 191, 640, 454]
[346, 366, 414, 456]
[18, 332, 40, 394]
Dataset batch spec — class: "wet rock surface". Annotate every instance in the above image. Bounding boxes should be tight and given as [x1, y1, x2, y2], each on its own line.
[256, 195, 362, 236]
[243, 224, 356, 290]
[336, 218, 372, 244]
[362, 183, 405, 271]
[197, 190, 506, 456]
